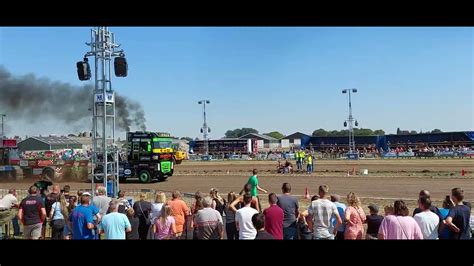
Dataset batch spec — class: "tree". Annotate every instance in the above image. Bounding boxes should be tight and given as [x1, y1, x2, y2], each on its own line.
[312, 128, 328, 137]
[410, 130, 418, 134]
[225, 128, 258, 138]
[264, 131, 284, 139]
[180, 137, 193, 142]
[373, 129, 385, 135]
[431, 129, 443, 133]
[396, 128, 401, 135]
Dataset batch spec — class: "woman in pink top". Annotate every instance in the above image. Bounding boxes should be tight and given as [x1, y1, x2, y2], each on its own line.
[154, 205, 176, 240]
[378, 200, 423, 240]
[344, 192, 366, 240]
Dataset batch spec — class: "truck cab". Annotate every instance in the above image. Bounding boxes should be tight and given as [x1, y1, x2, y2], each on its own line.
[119, 131, 175, 183]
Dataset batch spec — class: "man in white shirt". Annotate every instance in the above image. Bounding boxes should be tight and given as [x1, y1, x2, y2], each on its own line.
[414, 196, 439, 239]
[235, 193, 259, 240]
[0, 189, 19, 239]
[307, 185, 342, 240]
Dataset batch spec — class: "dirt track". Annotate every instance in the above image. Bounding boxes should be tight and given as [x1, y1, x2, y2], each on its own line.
[1, 159, 473, 205]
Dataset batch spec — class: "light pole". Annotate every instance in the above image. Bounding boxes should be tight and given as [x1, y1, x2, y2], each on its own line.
[198, 100, 211, 156]
[1, 114, 6, 139]
[77, 27, 127, 197]
[342, 88, 359, 154]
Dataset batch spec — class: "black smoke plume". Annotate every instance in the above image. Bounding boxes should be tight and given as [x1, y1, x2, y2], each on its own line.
[0, 66, 146, 132]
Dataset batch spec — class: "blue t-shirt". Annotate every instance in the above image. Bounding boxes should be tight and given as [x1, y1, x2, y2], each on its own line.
[69, 205, 94, 240]
[98, 212, 131, 240]
[51, 202, 64, 220]
[331, 202, 346, 232]
[447, 205, 471, 240]
[438, 208, 451, 239]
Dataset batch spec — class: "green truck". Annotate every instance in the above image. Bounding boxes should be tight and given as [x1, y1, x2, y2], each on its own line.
[118, 131, 175, 183]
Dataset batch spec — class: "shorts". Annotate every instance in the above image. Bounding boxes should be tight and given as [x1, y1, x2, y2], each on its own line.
[24, 223, 43, 240]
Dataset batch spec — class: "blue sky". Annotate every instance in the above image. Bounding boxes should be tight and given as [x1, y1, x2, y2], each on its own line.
[0, 27, 472, 139]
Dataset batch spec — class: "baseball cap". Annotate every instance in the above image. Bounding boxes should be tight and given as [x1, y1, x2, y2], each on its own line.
[368, 204, 379, 213]
[82, 192, 91, 196]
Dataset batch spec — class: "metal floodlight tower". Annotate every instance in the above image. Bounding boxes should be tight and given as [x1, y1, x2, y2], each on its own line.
[342, 88, 359, 153]
[198, 100, 211, 156]
[1, 114, 6, 139]
[80, 27, 126, 197]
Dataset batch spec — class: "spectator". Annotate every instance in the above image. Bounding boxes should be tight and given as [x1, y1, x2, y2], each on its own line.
[306, 185, 342, 240]
[378, 200, 423, 240]
[126, 208, 139, 240]
[64, 195, 77, 240]
[117, 190, 131, 214]
[62, 185, 71, 201]
[276, 183, 299, 240]
[297, 195, 318, 240]
[253, 213, 274, 240]
[236, 193, 259, 240]
[98, 199, 131, 240]
[412, 190, 442, 222]
[154, 205, 176, 240]
[263, 193, 284, 240]
[210, 188, 226, 216]
[68, 192, 95, 240]
[232, 184, 259, 212]
[167, 190, 190, 239]
[151, 192, 166, 225]
[330, 194, 346, 240]
[444, 188, 471, 239]
[438, 195, 454, 239]
[224, 192, 239, 240]
[384, 205, 394, 216]
[194, 196, 224, 239]
[191, 191, 204, 240]
[92, 186, 111, 217]
[414, 196, 439, 239]
[49, 193, 68, 240]
[133, 193, 152, 240]
[18, 186, 46, 240]
[0, 189, 19, 239]
[365, 204, 383, 240]
[344, 192, 366, 240]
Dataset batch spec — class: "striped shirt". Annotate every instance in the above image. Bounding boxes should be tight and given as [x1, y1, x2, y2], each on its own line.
[194, 207, 223, 239]
[307, 199, 338, 239]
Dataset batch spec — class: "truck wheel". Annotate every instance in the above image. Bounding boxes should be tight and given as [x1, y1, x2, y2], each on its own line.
[138, 170, 151, 183]
[157, 174, 168, 182]
[119, 176, 127, 183]
[42, 167, 57, 182]
[9, 169, 17, 180]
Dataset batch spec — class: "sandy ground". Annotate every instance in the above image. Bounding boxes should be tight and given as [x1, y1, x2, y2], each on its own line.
[1, 159, 473, 213]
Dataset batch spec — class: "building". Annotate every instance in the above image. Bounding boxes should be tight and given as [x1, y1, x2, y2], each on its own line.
[68, 136, 93, 151]
[239, 133, 280, 152]
[17, 136, 83, 152]
[281, 132, 311, 150]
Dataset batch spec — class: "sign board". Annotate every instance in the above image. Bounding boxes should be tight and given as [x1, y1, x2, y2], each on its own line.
[1, 139, 17, 148]
[281, 139, 290, 148]
[94, 92, 115, 103]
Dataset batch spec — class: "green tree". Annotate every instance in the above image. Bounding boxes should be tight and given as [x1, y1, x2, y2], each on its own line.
[312, 128, 328, 137]
[264, 131, 284, 139]
[180, 137, 193, 142]
[225, 128, 259, 138]
[373, 129, 385, 135]
[431, 129, 442, 133]
[410, 130, 418, 134]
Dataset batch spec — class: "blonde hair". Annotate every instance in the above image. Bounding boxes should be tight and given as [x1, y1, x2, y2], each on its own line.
[59, 194, 69, 217]
[346, 192, 361, 207]
[160, 205, 172, 226]
[384, 205, 394, 215]
[155, 192, 166, 204]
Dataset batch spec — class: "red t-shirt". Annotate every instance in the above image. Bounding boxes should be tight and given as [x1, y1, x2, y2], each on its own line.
[263, 205, 284, 240]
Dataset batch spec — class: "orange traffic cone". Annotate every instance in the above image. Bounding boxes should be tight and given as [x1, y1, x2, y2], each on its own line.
[352, 167, 355, 175]
[305, 187, 310, 200]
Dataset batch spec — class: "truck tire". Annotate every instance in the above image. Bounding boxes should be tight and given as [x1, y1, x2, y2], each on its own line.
[157, 174, 168, 182]
[138, 170, 151, 183]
